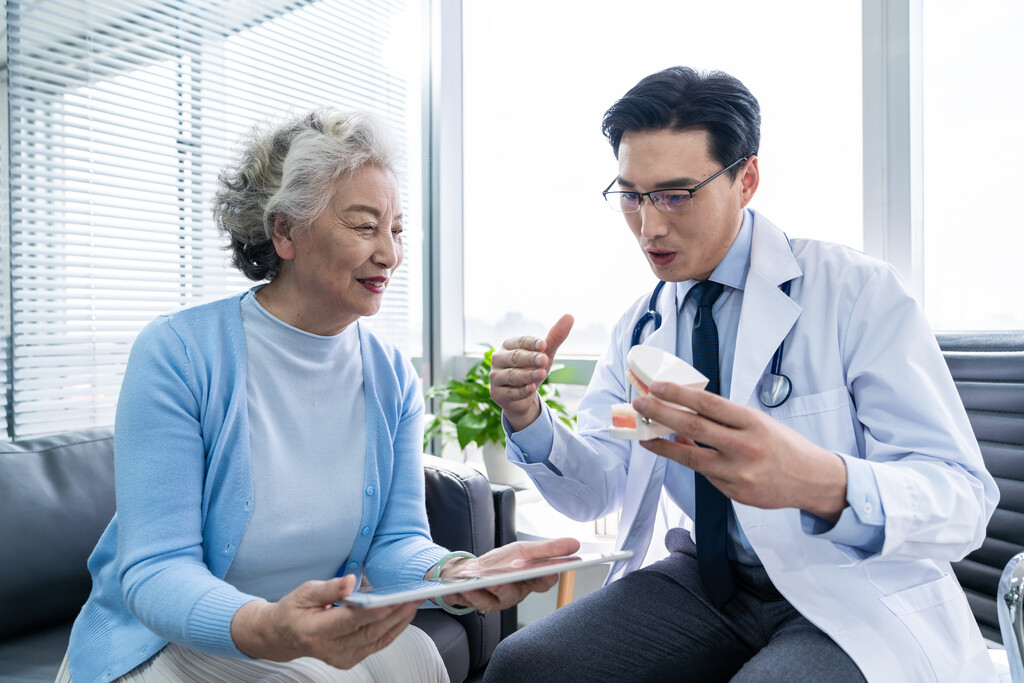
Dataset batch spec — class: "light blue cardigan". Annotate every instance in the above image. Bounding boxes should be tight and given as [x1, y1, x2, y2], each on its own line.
[67, 293, 447, 683]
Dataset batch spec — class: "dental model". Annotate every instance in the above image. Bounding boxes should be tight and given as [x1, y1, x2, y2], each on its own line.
[609, 345, 709, 440]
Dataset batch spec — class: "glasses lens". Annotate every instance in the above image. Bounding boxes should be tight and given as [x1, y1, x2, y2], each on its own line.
[650, 191, 692, 213]
[606, 192, 640, 213]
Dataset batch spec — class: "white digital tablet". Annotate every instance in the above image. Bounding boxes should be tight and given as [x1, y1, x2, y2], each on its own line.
[341, 550, 633, 609]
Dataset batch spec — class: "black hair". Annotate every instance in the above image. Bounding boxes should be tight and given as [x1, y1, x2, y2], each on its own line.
[601, 66, 761, 176]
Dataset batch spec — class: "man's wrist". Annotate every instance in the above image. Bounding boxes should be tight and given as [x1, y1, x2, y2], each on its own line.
[800, 451, 849, 523]
[506, 396, 542, 433]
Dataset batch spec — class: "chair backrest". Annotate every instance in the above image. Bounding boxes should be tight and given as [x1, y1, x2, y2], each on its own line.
[940, 331, 1024, 643]
[0, 428, 115, 640]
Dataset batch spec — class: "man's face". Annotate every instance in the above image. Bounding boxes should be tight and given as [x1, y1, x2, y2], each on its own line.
[615, 127, 758, 282]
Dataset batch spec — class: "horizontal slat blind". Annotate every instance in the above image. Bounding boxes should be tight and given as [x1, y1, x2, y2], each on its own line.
[0, 74, 8, 430]
[5, 0, 418, 437]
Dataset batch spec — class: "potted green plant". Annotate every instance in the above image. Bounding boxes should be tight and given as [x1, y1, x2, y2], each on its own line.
[424, 345, 575, 486]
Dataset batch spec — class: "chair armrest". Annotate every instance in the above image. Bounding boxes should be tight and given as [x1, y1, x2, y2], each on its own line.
[490, 482, 518, 639]
[491, 482, 516, 549]
[423, 457, 519, 672]
[1000, 552, 1024, 683]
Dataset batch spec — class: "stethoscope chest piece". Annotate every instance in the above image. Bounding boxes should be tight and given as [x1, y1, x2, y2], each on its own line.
[759, 372, 793, 408]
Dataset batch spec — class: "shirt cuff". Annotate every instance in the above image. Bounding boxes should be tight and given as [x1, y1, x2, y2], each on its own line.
[801, 454, 885, 554]
[504, 407, 555, 464]
[188, 584, 261, 658]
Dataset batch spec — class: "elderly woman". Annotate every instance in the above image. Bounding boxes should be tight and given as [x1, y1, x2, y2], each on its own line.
[58, 110, 576, 683]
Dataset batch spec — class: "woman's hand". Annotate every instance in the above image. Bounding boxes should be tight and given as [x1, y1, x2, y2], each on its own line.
[433, 537, 580, 613]
[231, 575, 420, 669]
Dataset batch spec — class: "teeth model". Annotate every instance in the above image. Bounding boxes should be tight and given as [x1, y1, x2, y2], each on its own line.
[609, 346, 708, 441]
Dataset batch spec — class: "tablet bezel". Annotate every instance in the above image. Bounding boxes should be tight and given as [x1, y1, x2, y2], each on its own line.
[341, 550, 633, 609]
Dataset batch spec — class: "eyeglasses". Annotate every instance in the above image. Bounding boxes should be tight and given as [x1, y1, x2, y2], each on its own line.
[602, 156, 748, 214]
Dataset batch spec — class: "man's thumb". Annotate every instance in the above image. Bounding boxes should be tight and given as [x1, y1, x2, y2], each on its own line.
[544, 314, 574, 360]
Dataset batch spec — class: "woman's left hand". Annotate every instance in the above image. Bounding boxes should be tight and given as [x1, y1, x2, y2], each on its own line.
[432, 537, 580, 613]
[231, 575, 421, 668]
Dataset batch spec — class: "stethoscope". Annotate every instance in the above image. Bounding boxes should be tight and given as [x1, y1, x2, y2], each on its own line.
[630, 279, 794, 408]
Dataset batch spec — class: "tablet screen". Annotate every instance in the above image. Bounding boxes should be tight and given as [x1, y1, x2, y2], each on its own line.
[341, 550, 633, 609]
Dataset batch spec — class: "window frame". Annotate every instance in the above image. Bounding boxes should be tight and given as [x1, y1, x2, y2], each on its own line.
[428, 0, 931, 383]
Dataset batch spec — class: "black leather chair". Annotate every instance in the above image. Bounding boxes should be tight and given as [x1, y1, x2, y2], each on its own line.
[940, 331, 1024, 646]
[0, 429, 516, 683]
[417, 458, 517, 682]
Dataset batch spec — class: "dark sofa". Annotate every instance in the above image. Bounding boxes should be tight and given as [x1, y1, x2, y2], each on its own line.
[0, 429, 515, 683]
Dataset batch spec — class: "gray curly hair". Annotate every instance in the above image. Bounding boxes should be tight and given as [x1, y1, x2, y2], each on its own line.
[213, 109, 402, 281]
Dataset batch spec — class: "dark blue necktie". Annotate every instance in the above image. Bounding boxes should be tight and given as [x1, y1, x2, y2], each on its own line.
[689, 280, 735, 607]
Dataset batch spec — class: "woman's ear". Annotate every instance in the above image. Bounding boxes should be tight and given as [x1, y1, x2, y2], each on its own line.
[270, 214, 296, 261]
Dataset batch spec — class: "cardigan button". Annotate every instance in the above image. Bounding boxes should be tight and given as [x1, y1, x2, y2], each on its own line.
[365, 485, 375, 496]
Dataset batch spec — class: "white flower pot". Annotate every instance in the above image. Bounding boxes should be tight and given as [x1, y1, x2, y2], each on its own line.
[481, 442, 530, 488]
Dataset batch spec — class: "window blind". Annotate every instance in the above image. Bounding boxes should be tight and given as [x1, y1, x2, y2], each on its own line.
[3, 0, 421, 438]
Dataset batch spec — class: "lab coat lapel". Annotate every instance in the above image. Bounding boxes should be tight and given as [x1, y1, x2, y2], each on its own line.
[731, 213, 802, 407]
[613, 284, 678, 577]
[630, 292, 677, 483]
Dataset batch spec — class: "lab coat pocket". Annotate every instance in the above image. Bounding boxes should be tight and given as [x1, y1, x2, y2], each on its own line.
[877, 572, 974, 680]
[765, 386, 856, 455]
[766, 385, 849, 420]
[878, 571, 959, 616]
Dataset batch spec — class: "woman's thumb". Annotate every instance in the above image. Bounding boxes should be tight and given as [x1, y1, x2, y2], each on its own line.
[300, 574, 358, 606]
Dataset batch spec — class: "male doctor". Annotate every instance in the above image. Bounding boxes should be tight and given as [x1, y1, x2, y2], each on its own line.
[482, 67, 999, 682]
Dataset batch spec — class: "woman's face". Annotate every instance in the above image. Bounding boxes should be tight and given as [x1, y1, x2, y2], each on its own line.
[271, 165, 403, 335]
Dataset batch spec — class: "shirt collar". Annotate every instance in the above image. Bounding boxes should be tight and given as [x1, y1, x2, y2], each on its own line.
[674, 208, 753, 311]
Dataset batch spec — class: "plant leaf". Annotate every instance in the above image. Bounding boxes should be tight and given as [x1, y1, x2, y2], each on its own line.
[456, 420, 486, 450]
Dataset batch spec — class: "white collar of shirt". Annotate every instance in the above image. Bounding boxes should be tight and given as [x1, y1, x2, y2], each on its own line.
[674, 208, 754, 312]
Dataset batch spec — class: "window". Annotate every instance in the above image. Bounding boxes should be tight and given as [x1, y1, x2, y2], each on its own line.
[2, 0, 423, 437]
[921, 0, 1024, 329]
[462, 1, 862, 355]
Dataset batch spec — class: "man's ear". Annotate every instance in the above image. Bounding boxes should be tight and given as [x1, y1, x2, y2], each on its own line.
[271, 214, 296, 261]
[738, 156, 760, 208]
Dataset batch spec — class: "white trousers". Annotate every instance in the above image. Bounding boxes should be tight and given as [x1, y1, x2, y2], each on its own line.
[56, 625, 449, 683]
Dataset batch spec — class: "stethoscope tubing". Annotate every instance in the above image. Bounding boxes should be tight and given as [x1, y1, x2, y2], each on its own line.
[631, 280, 667, 348]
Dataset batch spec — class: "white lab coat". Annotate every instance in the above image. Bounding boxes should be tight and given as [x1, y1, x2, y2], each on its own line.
[506, 212, 1000, 682]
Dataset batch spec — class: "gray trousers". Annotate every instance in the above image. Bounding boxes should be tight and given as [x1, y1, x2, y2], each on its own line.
[485, 529, 866, 682]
